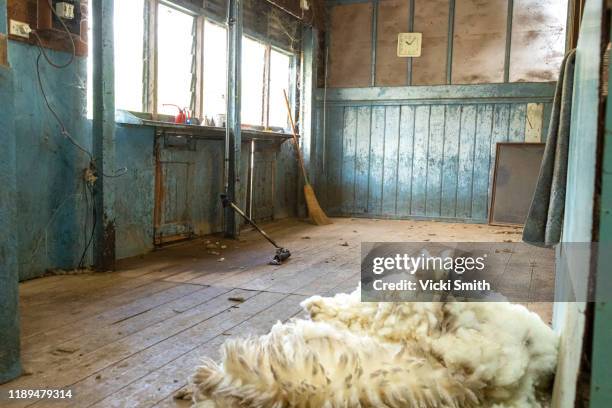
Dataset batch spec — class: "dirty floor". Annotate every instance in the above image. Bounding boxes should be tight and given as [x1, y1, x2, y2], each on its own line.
[1, 218, 553, 407]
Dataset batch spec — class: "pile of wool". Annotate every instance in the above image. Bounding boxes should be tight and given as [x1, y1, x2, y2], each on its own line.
[190, 288, 558, 408]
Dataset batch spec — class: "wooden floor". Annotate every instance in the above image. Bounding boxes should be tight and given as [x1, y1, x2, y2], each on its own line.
[1, 218, 552, 408]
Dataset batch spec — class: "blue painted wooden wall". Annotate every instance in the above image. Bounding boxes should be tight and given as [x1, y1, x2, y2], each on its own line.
[9, 42, 92, 281]
[313, 83, 555, 222]
[112, 127, 297, 260]
[114, 125, 156, 259]
[6, 37, 298, 279]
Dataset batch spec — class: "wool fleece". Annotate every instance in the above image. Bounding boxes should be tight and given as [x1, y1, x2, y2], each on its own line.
[190, 288, 558, 407]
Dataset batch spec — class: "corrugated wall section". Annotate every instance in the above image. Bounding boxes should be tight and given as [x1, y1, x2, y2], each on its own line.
[313, 84, 554, 222]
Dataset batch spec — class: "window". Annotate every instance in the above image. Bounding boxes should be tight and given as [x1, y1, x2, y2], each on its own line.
[238, 37, 295, 129]
[510, 0, 567, 82]
[268, 49, 291, 128]
[115, 0, 145, 111]
[87, 0, 145, 117]
[241, 36, 266, 126]
[202, 20, 228, 124]
[157, 3, 196, 116]
[86, 1, 297, 130]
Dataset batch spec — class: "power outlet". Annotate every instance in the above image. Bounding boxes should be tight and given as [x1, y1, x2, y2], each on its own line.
[9, 20, 32, 39]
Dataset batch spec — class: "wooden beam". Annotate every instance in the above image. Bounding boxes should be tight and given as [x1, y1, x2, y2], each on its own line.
[0, 0, 21, 382]
[144, 0, 158, 116]
[225, 0, 243, 238]
[92, 0, 116, 271]
[317, 82, 556, 104]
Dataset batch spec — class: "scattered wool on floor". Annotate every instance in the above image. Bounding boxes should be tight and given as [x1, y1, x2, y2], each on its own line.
[190, 288, 558, 408]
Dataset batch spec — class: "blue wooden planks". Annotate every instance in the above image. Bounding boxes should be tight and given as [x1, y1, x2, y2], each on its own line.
[314, 84, 553, 222]
[426, 105, 445, 217]
[326, 106, 345, 214]
[456, 105, 477, 219]
[368, 106, 386, 214]
[335, 107, 357, 214]
[397, 105, 415, 217]
[411, 106, 430, 216]
[341, 107, 358, 214]
[441, 105, 461, 218]
[472, 105, 493, 220]
[508, 104, 527, 142]
[382, 106, 400, 216]
[354, 107, 372, 213]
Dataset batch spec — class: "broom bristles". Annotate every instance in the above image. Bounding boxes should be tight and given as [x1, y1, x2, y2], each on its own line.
[304, 184, 332, 225]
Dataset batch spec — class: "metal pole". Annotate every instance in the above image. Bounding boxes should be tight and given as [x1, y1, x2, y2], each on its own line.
[446, 0, 455, 85]
[224, 0, 242, 238]
[370, 0, 379, 86]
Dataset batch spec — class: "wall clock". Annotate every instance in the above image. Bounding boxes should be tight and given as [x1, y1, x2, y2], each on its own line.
[397, 33, 422, 57]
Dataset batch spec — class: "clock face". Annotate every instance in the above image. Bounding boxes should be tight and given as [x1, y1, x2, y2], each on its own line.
[397, 33, 422, 57]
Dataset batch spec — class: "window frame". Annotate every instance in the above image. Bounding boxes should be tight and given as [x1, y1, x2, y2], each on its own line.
[155, 0, 198, 116]
[118, 0, 298, 133]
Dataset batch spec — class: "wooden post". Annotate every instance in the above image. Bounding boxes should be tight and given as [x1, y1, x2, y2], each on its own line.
[0, 0, 22, 383]
[224, 0, 242, 238]
[92, 0, 116, 270]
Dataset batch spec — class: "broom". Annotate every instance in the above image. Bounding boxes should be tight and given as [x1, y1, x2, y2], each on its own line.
[283, 90, 332, 226]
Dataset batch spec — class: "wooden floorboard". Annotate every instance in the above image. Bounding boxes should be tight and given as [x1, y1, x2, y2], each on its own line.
[2, 218, 552, 408]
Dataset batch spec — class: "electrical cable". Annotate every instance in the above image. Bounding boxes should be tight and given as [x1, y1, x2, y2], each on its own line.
[32, 0, 76, 68]
[78, 180, 97, 269]
[31, 0, 93, 161]
[79, 178, 90, 269]
[34, 52, 94, 161]
[33, 0, 97, 269]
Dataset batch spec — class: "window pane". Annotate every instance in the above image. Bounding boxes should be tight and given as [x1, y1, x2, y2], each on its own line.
[510, 0, 567, 82]
[268, 50, 291, 129]
[115, 0, 145, 111]
[241, 36, 266, 126]
[203, 20, 227, 124]
[157, 4, 195, 115]
[87, 1, 145, 117]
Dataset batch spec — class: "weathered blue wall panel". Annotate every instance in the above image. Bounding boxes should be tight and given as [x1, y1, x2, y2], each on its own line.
[396, 105, 415, 217]
[6, 38, 298, 279]
[382, 106, 400, 215]
[274, 141, 299, 219]
[325, 106, 345, 214]
[341, 107, 357, 214]
[441, 105, 461, 218]
[354, 107, 371, 213]
[9, 42, 91, 280]
[426, 105, 445, 217]
[114, 125, 155, 259]
[411, 105, 429, 216]
[368, 106, 385, 214]
[314, 83, 555, 222]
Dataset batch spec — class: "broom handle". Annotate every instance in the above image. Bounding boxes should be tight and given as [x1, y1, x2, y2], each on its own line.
[283, 90, 310, 186]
